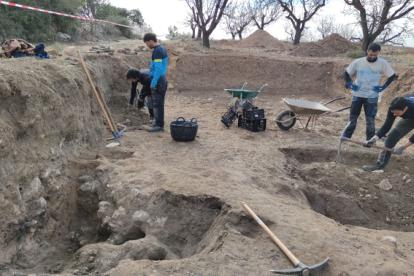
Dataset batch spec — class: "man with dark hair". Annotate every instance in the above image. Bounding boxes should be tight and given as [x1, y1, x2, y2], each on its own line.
[362, 94, 414, 171]
[126, 68, 154, 124]
[343, 43, 396, 142]
[143, 32, 168, 132]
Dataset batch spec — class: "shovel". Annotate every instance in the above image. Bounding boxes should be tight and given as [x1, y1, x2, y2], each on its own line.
[338, 137, 393, 156]
[241, 202, 329, 275]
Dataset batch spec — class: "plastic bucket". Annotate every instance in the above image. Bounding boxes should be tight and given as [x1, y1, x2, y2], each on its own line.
[170, 117, 198, 142]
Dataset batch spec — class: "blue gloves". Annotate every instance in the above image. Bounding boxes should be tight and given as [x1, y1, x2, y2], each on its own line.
[364, 138, 376, 148]
[372, 84, 388, 93]
[392, 146, 404, 155]
[347, 81, 360, 92]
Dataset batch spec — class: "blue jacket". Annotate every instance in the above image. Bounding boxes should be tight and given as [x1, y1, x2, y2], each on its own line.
[150, 45, 168, 90]
[376, 94, 414, 143]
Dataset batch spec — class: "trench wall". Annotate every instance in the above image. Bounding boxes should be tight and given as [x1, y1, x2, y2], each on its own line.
[175, 52, 350, 97]
[0, 53, 150, 266]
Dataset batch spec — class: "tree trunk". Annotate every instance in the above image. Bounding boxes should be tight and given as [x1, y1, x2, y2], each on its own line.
[293, 27, 302, 45]
[362, 33, 382, 52]
[202, 32, 210, 48]
[231, 34, 236, 40]
[191, 28, 195, 38]
[361, 38, 373, 52]
[238, 32, 243, 40]
[197, 28, 202, 40]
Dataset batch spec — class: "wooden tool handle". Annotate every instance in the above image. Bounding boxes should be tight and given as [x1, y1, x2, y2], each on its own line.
[344, 138, 393, 152]
[96, 87, 118, 133]
[241, 202, 300, 266]
[77, 50, 115, 133]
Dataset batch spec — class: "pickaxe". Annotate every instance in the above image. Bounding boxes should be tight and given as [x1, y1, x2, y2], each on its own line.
[241, 202, 329, 276]
[338, 137, 393, 156]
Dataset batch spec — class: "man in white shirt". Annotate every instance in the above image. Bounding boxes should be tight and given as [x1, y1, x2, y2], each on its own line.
[343, 43, 396, 141]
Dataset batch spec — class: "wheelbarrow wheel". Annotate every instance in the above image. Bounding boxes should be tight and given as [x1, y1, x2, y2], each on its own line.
[230, 97, 242, 113]
[276, 110, 296, 130]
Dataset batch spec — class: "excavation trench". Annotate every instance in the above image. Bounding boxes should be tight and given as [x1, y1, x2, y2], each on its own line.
[71, 155, 227, 274]
[281, 147, 414, 232]
[2, 40, 414, 276]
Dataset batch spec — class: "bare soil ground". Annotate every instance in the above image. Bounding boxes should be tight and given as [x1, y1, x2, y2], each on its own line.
[2, 32, 414, 276]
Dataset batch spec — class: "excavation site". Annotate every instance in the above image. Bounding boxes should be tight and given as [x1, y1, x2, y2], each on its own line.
[2, 31, 414, 276]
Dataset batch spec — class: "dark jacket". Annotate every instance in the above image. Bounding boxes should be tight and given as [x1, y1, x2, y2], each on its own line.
[129, 69, 152, 105]
[376, 94, 414, 143]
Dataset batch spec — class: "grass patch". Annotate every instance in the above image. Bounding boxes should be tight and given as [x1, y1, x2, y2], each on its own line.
[395, 54, 414, 66]
[46, 42, 66, 53]
[345, 50, 366, 58]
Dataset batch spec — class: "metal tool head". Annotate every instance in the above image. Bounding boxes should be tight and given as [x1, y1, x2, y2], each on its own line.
[338, 136, 347, 156]
[270, 258, 329, 275]
[338, 122, 351, 156]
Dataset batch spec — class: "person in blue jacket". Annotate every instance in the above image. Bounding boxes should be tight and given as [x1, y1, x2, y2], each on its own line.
[143, 33, 168, 132]
[363, 95, 414, 171]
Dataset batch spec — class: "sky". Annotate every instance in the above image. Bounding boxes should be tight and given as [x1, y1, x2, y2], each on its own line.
[108, 0, 414, 47]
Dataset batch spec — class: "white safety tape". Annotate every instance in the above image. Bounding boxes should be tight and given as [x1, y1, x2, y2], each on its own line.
[0, 0, 151, 31]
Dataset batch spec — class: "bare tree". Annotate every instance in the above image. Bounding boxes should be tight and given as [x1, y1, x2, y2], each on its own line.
[223, 1, 252, 39]
[222, 15, 238, 39]
[184, 14, 197, 38]
[316, 14, 340, 39]
[315, 14, 357, 40]
[377, 21, 413, 46]
[185, 0, 232, 48]
[248, 0, 283, 30]
[343, 0, 414, 51]
[277, 0, 328, 45]
[283, 21, 314, 42]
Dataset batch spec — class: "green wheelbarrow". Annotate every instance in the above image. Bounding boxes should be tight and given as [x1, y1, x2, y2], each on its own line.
[225, 83, 267, 111]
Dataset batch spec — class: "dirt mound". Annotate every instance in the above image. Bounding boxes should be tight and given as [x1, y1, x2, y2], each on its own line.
[292, 33, 360, 57]
[238, 29, 288, 50]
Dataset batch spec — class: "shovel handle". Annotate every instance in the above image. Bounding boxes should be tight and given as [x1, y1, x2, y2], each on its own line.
[241, 202, 300, 266]
[342, 138, 393, 152]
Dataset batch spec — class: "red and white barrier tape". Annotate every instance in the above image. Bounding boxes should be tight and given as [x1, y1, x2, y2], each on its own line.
[0, 0, 151, 31]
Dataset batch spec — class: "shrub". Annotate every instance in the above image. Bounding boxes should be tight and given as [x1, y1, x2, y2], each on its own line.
[345, 50, 366, 58]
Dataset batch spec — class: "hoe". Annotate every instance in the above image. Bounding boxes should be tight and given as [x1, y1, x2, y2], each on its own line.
[242, 202, 329, 275]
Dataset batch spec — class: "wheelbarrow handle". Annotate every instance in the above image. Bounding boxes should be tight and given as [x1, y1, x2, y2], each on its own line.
[322, 106, 351, 116]
[258, 84, 268, 92]
[241, 82, 248, 90]
[321, 96, 346, 106]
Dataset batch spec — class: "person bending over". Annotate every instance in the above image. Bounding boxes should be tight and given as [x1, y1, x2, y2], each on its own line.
[126, 68, 154, 124]
[363, 95, 414, 171]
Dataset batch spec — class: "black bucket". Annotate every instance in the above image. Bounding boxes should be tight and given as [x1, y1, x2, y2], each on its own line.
[170, 117, 198, 142]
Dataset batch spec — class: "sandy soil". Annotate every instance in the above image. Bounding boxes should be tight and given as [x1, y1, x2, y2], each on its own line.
[1, 33, 414, 276]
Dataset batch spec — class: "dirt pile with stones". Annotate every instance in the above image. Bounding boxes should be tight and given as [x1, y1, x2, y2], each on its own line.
[238, 29, 290, 50]
[292, 33, 360, 57]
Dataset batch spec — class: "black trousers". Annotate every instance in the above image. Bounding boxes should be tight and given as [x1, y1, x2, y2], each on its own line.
[377, 118, 414, 168]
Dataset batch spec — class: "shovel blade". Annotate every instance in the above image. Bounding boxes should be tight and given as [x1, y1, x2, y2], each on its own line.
[106, 142, 120, 148]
